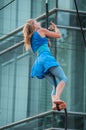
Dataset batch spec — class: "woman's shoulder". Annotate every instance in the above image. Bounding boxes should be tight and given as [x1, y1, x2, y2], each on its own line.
[37, 28, 47, 32]
[37, 28, 48, 37]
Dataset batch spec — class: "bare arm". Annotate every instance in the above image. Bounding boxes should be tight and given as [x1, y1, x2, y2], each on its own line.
[43, 22, 61, 38]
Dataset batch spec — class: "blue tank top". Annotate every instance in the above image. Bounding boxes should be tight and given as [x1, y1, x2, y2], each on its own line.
[30, 31, 50, 54]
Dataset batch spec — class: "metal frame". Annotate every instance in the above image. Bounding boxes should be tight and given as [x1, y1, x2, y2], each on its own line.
[0, 8, 86, 41]
[0, 40, 24, 55]
[0, 110, 86, 130]
[0, 8, 86, 56]
[74, 0, 86, 46]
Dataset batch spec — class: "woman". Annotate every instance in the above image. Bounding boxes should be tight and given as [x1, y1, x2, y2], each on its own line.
[23, 19, 67, 110]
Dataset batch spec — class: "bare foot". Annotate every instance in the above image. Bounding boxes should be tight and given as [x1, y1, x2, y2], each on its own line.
[54, 99, 64, 105]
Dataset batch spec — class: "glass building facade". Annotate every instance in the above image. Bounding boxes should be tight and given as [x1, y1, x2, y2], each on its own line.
[0, 0, 86, 129]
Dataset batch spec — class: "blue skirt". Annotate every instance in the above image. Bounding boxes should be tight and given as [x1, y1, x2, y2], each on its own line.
[31, 51, 60, 79]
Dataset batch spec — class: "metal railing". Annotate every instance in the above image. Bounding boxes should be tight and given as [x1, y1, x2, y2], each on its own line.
[0, 8, 86, 56]
[0, 8, 86, 41]
[0, 110, 86, 130]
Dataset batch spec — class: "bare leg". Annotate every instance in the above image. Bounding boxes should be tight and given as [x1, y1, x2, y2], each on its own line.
[51, 95, 57, 110]
[52, 80, 65, 101]
[56, 80, 66, 99]
[51, 80, 66, 109]
[49, 66, 67, 102]
[44, 66, 67, 109]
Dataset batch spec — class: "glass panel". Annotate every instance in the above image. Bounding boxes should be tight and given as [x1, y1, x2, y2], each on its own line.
[0, 0, 16, 36]
[0, 31, 23, 51]
[58, 0, 86, 11]
[18, 0, 31, 27]
[31, 0, 56, 18]
[57, 11, 86, 28]
[0, 0, 31, 36]
[56, 28, 85, 112]
[0, 112, 86, 130]
[58, 0, 73, 10]
[73, 0, 86, 11]
[0, 45, 31, 126]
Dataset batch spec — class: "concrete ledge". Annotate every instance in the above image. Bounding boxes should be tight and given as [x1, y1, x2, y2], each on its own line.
[45, 128, 78, 130]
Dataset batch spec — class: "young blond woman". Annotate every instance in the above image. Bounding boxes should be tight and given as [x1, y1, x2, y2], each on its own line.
[23, 19, 67, 110]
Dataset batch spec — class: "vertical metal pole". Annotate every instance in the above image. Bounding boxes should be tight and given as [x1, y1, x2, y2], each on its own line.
[74, 0, 86, 46]
[64, 108, 67, 130]
[45, 1, 67, 129]
[46, 0, 48, 29]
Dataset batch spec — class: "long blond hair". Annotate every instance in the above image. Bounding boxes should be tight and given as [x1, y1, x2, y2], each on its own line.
[23, 19, 35, 51]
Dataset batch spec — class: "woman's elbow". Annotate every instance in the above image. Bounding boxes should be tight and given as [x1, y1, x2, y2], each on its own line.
[56, 34, 61, 38]
[59, 34, 62, 38]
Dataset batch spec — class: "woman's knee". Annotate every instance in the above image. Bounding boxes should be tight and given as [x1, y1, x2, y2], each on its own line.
[51, 87, 56, 95]
[62, 75, 67, 84]
[50, 66, 67, 82]
[60, 75, 67, 87]
[60, 80, 66, 87]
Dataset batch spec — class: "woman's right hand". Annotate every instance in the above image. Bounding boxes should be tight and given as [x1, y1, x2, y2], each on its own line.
[48, 21, 57, 30]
